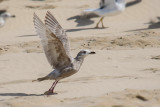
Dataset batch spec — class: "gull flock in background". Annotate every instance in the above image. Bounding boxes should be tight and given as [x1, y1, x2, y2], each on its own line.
[33, 11, 96, 95]
[0, 10, 15, 27]
[84, 0, 142, 28]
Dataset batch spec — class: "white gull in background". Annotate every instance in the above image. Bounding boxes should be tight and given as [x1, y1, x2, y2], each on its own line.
[84, 0, 142, 28]
[33, 11, 96, 95]
[0, 10, 15, 27]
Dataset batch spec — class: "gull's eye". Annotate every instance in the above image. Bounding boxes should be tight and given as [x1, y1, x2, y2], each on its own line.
[83, 51, 86, 54]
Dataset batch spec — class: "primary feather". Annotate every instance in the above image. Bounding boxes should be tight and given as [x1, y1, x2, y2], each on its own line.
[33, 12, 71, 70]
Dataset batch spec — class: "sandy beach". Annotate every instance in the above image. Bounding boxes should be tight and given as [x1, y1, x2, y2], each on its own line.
[0, 0, 160, 107]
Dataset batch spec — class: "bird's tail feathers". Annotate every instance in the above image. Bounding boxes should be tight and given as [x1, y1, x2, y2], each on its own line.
[32, 76, 49, 82]
[84, 9, 98, 13]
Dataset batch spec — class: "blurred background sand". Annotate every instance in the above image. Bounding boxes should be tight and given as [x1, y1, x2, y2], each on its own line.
[0, 0, 160, 107]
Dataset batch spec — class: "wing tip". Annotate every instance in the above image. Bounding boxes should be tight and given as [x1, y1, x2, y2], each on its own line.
[33, 12, 38, 23]
[47, 11, 50, 13]
[33, 12, 37, 18]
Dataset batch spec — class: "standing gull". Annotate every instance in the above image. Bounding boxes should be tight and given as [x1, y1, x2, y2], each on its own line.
[0, 10, 15, 27]
[33, 11, 95, 95]
[84, 0, 125, 28]
[84, 0, 141, 28]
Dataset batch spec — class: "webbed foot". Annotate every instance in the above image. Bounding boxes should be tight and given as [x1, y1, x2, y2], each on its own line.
[44, 90, 57, 95]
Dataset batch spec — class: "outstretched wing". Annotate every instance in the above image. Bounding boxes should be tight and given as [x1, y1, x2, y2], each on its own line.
[33, 13, 71, 70]
[44, 11, 72, 60]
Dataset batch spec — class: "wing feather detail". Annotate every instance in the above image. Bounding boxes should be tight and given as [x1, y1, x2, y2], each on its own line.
[33, 13, 71, 70]
[44, 11, 72, 60]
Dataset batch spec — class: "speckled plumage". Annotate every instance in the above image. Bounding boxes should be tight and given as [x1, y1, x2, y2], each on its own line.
[33, 11, 95, 95]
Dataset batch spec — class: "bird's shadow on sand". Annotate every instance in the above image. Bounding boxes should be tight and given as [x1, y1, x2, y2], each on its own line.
[67, 15, 94, 27]
[0, 80, 58, 97]
[66, 27, 108, 32]
[126, 0, 142, 8]
[146, 17, 160, 29]
[67, 13, 99, 27]
[0, 93, 58, 97]
[125, 16, 160, 32]
[0, 93, 44, 97]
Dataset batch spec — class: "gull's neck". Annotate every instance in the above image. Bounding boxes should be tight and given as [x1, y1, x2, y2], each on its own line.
[75, 55, 85, 61]
[73, 56, 85, 71]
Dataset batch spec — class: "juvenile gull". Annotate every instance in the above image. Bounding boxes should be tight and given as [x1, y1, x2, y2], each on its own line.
[0, 10, 15, 27]
[33, 11, 95, 95]
[84, 0, 141, 28]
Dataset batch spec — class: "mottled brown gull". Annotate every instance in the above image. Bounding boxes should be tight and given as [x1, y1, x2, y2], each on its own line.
[33, 11, 95, 95]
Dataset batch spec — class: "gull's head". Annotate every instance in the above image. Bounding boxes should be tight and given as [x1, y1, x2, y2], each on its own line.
[1, 12, 16, 19]
[115, 0, 125, 3]
[77, 50, 96, 59]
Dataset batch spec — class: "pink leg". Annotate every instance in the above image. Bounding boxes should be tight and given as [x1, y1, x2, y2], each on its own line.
[44, 80, 59, 95]
[49, 80, 59, 92]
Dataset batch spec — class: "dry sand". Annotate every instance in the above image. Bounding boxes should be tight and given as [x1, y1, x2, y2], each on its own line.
[0, 0, 160, 107]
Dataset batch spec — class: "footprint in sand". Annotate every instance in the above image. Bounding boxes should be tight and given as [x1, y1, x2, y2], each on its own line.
[0, 41, 43, 54]
[144, 68, 160, 73]
[151, 55, 160, 60]
[136, 95, 148, 101]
